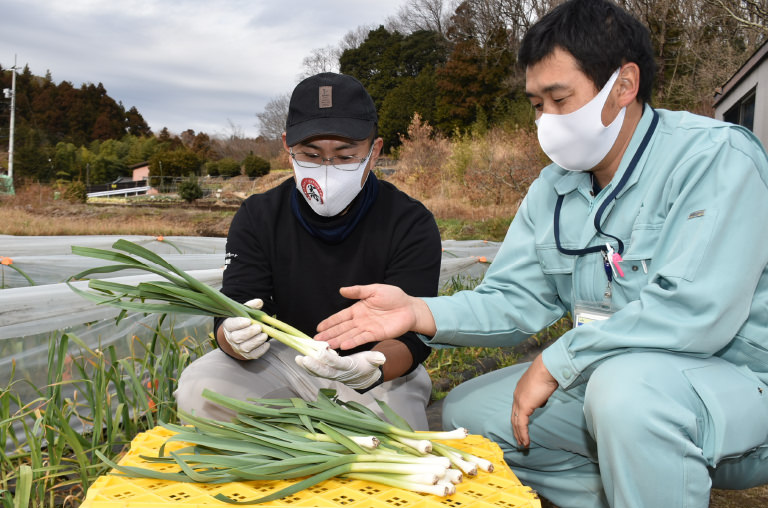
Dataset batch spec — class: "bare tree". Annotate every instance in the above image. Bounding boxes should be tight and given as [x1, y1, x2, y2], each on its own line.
[211, 120, 282, 162]
[392, 0, 460, 35]
[705, 0, 768, 34]
[339, 25, 375, 51]
[179, 129, 196, 147]
[455, 0, 561, 51]
[466, 0, 510, 48]
[300, 45, 341, 80]
[495, 0, 560, 39]
[255, 93, 291, 141]
[297, 25, 374, 82]
[621, 0, 765, 114]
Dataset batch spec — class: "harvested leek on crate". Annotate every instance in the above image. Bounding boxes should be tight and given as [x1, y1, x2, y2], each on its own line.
[68, 239, 327, 357]
[95, 389, 493, 505]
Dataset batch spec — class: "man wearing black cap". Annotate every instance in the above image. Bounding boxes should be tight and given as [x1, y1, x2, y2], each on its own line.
[175, 73, 442, 429]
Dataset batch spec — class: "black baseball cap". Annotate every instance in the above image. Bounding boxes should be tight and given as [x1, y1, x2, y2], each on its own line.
[285, 72, 377, 146]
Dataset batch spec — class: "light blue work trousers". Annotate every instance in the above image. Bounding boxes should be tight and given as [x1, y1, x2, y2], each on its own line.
[442, 352, 768, 508]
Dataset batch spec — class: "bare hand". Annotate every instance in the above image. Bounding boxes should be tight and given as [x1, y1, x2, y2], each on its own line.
[512, 354, 558, 448]
[315, 284, 434, 349]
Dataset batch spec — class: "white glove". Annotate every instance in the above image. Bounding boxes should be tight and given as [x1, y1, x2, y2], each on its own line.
[295, 349, 386, 390]
[221, 298, 269, 360]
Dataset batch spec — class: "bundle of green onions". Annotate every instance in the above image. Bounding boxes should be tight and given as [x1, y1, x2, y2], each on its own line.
[68, 239, 327, 357]
[95, 389, 493, 504]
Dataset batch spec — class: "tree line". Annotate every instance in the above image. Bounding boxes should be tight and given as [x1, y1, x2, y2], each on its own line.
[2, 0, 766, 186]
[260, 0, 768, 150]
[0, 65, 276, 186]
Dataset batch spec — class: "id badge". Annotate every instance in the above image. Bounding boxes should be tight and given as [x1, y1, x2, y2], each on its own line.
[573, 300, 614, 328]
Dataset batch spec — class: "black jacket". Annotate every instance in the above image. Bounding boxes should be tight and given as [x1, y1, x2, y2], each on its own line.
[215, 174, 442, 373]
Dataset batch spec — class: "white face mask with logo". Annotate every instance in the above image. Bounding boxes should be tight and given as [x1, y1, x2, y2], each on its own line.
[535, 68, 625, 172]
[293, 153, 371, 217]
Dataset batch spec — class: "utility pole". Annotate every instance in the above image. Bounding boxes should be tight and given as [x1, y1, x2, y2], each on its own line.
[4, 55, 17, 180]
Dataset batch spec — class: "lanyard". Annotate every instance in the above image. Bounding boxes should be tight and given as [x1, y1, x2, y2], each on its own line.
[554, 108, 659, 258]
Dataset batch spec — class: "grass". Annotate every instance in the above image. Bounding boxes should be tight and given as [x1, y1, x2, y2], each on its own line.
[0, 204, 234, 237]
[0, 200, 512, 241]
[0, 317, 212, 508]
[437, 216, 513, 242]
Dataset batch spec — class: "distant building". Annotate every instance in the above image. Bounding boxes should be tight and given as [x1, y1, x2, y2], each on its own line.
[129, 161, 157, 194]
[87, 161, 153, 198]
[130, 161, 150, 182]
[713, 40, 768, 150]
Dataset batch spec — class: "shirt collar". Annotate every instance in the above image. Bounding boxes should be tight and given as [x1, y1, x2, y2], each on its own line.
[554, 103, 656, 197]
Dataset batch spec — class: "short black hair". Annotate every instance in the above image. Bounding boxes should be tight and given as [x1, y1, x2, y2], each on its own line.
[518, 0, 656, 103]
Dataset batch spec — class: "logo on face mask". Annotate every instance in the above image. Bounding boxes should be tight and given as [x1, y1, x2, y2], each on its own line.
[301, 178, 323, 204]
[292, 150, 372, 217]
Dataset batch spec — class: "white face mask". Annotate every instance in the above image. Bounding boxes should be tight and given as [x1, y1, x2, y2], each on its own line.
[293, 153, 371, 217]
[535, 68, 625, 172]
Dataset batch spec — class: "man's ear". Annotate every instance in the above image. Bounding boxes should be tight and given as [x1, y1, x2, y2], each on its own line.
[616, 63, 640, 108]
[371, 137, 384, 161]
[281, 132, 290, 152]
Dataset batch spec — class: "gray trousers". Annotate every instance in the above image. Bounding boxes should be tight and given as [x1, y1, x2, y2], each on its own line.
[175, 342, 432, 430]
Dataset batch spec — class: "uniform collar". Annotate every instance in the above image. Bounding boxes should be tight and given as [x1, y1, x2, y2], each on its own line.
[554, 103, 656, 197]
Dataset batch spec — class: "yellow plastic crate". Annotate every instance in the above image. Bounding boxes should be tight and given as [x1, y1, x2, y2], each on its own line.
[81, 426, 541, 508]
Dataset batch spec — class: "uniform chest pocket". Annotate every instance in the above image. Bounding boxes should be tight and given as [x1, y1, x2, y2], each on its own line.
[612, 224, 658, 300]
[536, 244, 574, 304]
[623, 210, 717, 284]
[536, 244, 575, 274]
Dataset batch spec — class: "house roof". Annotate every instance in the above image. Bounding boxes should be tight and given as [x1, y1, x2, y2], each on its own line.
[713, 39, 768, 107]
[129, 161, 150, 170]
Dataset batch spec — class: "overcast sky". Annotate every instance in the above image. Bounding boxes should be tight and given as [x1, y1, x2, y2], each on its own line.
[0, 0, 408, 139]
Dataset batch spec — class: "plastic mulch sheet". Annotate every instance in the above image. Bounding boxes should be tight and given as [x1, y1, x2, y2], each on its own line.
[0, 235, 500, 447]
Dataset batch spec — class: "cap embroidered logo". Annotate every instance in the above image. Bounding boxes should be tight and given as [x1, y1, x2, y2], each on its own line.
[319, 86, 332, 108]
[301, 178, 323, 204]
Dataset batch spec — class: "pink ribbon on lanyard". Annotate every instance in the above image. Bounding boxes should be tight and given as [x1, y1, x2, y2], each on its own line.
[606, 243, 624, 278]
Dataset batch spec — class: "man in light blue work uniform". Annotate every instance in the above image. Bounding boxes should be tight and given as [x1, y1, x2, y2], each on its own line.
[314, 0, 768, 506]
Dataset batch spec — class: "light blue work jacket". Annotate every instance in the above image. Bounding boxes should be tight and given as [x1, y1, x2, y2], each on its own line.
[425, 105, 768, 389]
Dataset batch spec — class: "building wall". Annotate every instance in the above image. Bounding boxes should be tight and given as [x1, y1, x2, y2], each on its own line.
[714, 62, 768, 151]
[132, 166, 150, 181]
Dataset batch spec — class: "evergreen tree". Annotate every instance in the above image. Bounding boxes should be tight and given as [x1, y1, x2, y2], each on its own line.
[149, 148, 202, 178]
[341, 27, 448, 150]
[243, 153, 270, 177]
[126, 106, 151, 136]
[435, 2, 515, 133]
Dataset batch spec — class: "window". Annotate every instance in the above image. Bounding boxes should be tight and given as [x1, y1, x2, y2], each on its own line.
[724, 88, 756, 131]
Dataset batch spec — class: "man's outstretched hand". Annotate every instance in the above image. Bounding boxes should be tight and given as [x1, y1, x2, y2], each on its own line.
[315, 284, 436, 349]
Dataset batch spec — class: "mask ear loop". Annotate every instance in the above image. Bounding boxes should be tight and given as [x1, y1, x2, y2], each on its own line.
[554, 108, 659, 257]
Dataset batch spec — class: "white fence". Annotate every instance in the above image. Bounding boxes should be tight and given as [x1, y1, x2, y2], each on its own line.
[86, 185, 152, 198]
